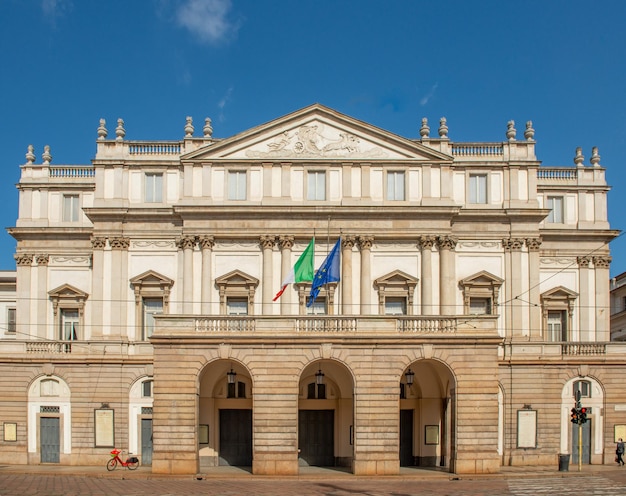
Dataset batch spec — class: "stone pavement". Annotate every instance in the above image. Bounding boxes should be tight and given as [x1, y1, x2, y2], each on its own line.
[1, 463, 626, 496]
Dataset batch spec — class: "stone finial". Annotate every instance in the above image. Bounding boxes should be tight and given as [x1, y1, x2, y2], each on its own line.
[184, 116, 194, 137]
[97, 118, 108, 140]
[419, 117, 430, 138]
[590, 146, 601, 167]
[25, 144, 35, 164]
[115, 118, 126, 141]
[506, 120, 516, 141]
[574, 146, 584, 166]
[438, 117, 448, 138]
[524, 120, 535, 141]
[42, 145, 52, 164]
[203, 117, 213, 138]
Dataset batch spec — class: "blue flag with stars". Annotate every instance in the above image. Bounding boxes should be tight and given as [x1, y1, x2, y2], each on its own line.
[307, 238, 341, 307]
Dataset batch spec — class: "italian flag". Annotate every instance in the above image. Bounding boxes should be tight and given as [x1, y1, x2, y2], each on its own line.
[273, 238, 315, 301]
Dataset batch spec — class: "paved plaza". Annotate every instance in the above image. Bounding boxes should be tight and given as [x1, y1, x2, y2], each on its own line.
[2, 465, 626, 496]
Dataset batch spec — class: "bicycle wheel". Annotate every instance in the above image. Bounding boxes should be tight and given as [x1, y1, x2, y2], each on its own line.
[126, 459, 139, 470]
[106, 458, 117, 471]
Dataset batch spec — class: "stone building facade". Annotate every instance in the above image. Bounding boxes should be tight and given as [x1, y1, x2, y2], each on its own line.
[1, 104, 621, 475]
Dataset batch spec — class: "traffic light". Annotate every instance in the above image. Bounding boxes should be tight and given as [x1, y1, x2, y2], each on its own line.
[571, 407, 579, 424]
[579, 407, 587, 424]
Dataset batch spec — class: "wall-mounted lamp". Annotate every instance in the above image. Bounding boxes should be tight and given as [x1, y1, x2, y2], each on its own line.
[405, 368, 415, 386]
[315, 368, 325, 385]
[227, 368, 237, 384]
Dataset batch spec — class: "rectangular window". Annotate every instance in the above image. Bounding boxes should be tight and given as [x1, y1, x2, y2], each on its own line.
[228, 171, 247, 200]
[306, 297, 327, 315]
[385, 297, 407, 315]
[7, 308, 15, 333]
[62, 195, 79, 222]
[469, 174, 488, 204]
[142, 380, 153, 398]
[227, 297, 248, 315]
[469, 297, 492, 315]
[547, 310, 566, 342]
[143, 298, 163, 339]
[387, 171, 405, 201]
[307, 171, 326, 201]
[547, 196, 564, 223]
[145, 173, 163, 203]
[61, 309, 79, 341]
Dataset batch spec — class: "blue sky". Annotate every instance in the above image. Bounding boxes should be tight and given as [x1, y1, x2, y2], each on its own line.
[1, 0, 626, 275]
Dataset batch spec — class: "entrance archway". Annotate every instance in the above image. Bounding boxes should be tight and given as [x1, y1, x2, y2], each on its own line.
[198, 360, 253, 470]
[298, 360, 354, 470]
[400, 359, 455, 470]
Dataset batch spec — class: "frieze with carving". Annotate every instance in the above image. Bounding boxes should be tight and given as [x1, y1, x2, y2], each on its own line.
[245, 124, 388, 159]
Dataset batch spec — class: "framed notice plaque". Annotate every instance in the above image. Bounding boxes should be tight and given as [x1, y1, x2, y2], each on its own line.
[94, 409, 115, 447]
[517, 409, 537, 448]
[425, 425, 439, 445]
[3, 422, 17, 442]
[614, 425, 626, 443]
[199, 424, 209, 444]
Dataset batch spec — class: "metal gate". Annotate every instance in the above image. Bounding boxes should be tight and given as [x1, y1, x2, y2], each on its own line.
[40, 417, 60, 463]
[572, 419, 591, 464]
[298, 410, 334, 466]
[141, 418, 153, 466]
[219, 409, 252, 466]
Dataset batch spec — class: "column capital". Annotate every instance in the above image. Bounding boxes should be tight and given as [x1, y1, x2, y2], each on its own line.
[110, 237, 131, 250]
[259, 235, 276, 250]
[525, 237, 542, 251]
[592, 256, 612, 268]
[357, 235, 374, 250]
[91, 237, 107, 250]
[437, 235, 457, 251]
[35, 254, 50, 266]
[15, 253, 33, 266]
[502, 238, 524, 251]
[278, 235, 295, 250]
[418, 235, 437, 250]
[577, 256, 591, 268]
[342, 236, 357, 250]
[178, 236, 196, 250]
[199, 235, 215, 250]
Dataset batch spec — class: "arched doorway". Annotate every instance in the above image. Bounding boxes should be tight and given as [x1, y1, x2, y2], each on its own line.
[560, 375, 604, 465]
[129, 377, 153, 466]
[298, 360, 354, 470]
[198, 360, 253, 470]
[400, 359, 455, 470]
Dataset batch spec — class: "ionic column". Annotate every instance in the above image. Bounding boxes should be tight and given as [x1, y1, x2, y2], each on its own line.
[278, 236, 294, 314]
[110, 237, 130, 338]
[199, 236, 214, 314]
[341, 236, 356, 314]
[437, 236, 457, 315]
[179, 236, 196, 314]
[593, 256, 611, 342]
[358, 236, 373, 314]
[34, 254, 49, 340]
[577, 256, 592, 341]
[503, 238, 525, 337]
[260, 235, 276, 315]
[419, 236, 436, 315]
[526, 238, 542, 340]
[91, 237, 106, 338]
[15, 254, 33, 338]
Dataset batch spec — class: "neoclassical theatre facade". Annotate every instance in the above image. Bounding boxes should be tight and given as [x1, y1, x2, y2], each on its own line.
[2, 104, 622, 475]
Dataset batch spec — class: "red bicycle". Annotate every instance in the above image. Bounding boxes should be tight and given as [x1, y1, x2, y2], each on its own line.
[106, 449, 139, 471]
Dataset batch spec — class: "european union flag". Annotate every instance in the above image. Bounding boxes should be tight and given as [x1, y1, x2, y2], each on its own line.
[307, 238, 341, 307]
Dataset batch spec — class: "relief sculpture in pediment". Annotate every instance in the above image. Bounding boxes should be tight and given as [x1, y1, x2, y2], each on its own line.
[246, 123, 387, 158]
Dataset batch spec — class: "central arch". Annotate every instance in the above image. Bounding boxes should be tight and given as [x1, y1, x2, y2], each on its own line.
[400, 359, 456, 471]
[298, 359, 354, 471]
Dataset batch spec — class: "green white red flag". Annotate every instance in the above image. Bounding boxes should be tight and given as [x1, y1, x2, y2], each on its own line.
[273, 238, 315, 301]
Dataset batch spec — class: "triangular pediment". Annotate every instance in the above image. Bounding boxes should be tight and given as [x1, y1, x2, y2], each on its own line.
[130, 270, 174, 288]
[374, 270, 418, 287]
[460, 271, 504, 288]
[215, 270, 259, 288]
[48, 283, 88, 299]
[541, 286, 578, 300]
[182, 104, 452, 162]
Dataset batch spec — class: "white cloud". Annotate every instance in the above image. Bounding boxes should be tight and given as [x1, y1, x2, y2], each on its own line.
[41, 0, 72, 26]
[176, 0, 238, 44]
[217, 85, 234, 121]
[420, 83, 439, 106]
